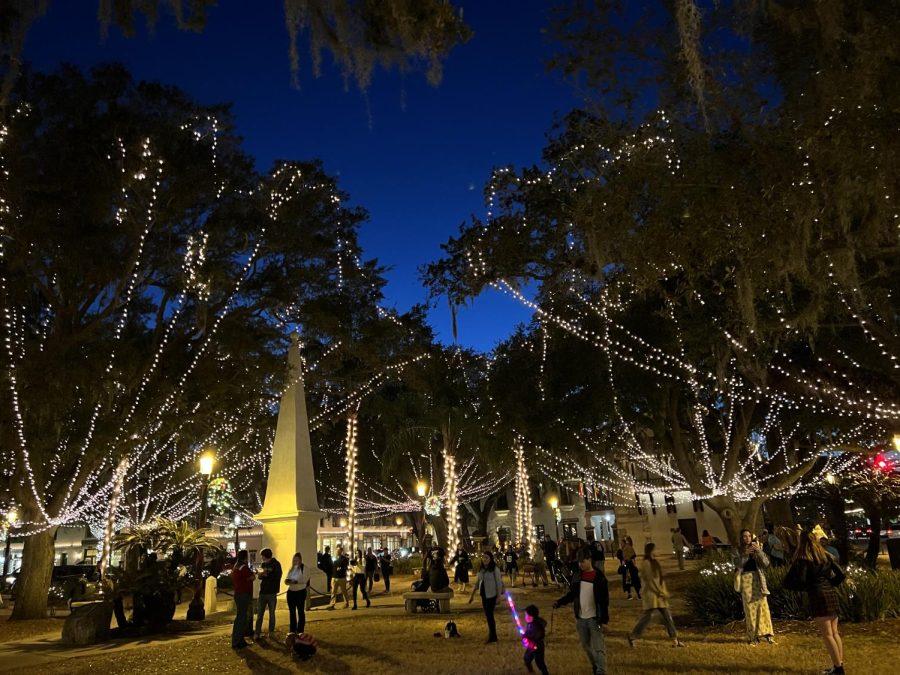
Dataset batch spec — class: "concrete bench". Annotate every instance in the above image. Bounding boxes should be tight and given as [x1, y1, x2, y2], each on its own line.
[402, 589, 453, 614]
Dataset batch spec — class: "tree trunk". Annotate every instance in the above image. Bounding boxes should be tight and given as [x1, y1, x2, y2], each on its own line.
[764, 498, 794, 529]
[11, 527, 57, 620]
[411, 512, 427, 550]
[428, 515, 448, 549]
[864, 507, 881, 569]
[823, 489, 850, 566]
[705, 496, 762, 546]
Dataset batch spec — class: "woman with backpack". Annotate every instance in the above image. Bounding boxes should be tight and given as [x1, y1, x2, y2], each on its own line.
[784, 530, 846, 674]
[468, 551, 505, 643]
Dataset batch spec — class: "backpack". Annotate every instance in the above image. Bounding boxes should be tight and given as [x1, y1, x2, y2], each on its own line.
[444, 620, 460, 638]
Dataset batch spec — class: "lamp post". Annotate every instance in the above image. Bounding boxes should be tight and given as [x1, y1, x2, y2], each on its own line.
[548, 496, 560, 541]
[415, 482, 428, 550]
[198, 449, 215, 529]
[233, 514, 242, 555]
[187, 450, 214, 621]
[2, 508, 18, 587]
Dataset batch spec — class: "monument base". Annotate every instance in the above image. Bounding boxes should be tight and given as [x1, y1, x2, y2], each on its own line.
[256, 509, 327, 596]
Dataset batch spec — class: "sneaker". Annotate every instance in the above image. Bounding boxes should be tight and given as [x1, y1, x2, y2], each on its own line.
[764, 636, 777, 644]
[366, 599, 371, 607]
[486, 637, 498, 644]
[627, 636, 635, 648]
[232, 641, 249, 650]
[673, 640, 686, 648]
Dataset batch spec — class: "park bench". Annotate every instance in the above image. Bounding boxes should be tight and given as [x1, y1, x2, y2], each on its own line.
[402, 588, 453, 614]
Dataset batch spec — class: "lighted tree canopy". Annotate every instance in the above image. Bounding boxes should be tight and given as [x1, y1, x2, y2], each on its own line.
[425, 0, 899, 541]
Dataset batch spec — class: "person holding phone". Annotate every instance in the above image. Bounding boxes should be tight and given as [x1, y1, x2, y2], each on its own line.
[285, 552, 311, 633]
[733, 529, 775, 645]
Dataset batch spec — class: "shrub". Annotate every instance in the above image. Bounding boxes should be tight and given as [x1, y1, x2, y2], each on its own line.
[685, 560, 900, 625]
[390, 553, 423, 576]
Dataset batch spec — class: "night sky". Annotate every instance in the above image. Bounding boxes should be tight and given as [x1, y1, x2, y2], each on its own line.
[24, 1, 580, 351]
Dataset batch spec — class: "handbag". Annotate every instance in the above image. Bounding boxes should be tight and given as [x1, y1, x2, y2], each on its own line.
[827, 561, 846, 587]
[617, 564, 626, 575]
[374, 571, 381, 582]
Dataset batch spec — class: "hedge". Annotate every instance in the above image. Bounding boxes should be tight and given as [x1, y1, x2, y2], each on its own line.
[685, 556, 900, 625]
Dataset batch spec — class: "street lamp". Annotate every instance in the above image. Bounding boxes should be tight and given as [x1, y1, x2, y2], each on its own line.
[825, 472, 836, 485]
[198, 449, 215, 529]
[2, 508, 18, 586]
[187, 453, 214, 622]
[893, 434, 900, 453]
[416, 481, 427, 498]
[395, 516, 404, 526]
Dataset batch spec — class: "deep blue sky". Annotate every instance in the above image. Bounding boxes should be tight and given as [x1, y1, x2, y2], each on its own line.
[24, 2, 580, 351]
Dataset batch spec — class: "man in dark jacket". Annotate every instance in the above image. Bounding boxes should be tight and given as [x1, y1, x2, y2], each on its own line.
[542, 535, 559, 581]
[329, 546, 350, 608]
[318, 545, 334, 592]
[364, 547, 379, 593]
[379, 549, 393, 593]
[254, 548, 282, 639]
[553, 549, 609, 675]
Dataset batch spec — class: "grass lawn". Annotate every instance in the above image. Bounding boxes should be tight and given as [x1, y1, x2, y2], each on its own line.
[3, 562, 897, 674]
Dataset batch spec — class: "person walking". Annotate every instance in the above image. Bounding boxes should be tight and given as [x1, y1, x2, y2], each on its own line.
[230, 550, 254, 650]
[328, 546, 350, 609]
[784, 530, 846, 674]
[504, 545, 519, 587]
[627, 543, 685, 648]
[522, 604, 549, 675]
[350, 551, 371, 609]
[615, 536, 641, 600]
[318, 545, 334, 592]
[671, 528, 690, 570]
[765, 530, 786, 567]
[733, 529, 775, 645]
[379, 549, 393, 594]
[469, 551, 504, 643]
[553, 548, 610, 675]
[364, 547, 378, 593]
[542, 534, 559, 582]
[450, 546, 471, 593]
[531, 545, 549, 587]
[254, 548, 282, 640]
[285, 552, 311, 634]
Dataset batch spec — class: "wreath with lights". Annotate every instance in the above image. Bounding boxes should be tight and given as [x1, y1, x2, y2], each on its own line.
[424, 494, 442, 517]
[208, 476, 234, 514]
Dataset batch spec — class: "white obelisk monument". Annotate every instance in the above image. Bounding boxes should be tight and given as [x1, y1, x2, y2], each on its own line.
[256, 332, 324, 588]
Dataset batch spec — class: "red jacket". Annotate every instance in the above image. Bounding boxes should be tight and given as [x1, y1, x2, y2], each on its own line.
[232, 563, 254, 595]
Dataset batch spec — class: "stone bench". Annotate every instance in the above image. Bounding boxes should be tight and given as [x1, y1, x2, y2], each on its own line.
[402, 589, 453, 614]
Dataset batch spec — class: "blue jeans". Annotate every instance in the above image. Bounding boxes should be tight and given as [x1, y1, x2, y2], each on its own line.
[255, 593, 277, 635]
[575, 617, 607, 675]
[232, 593, 250, 647]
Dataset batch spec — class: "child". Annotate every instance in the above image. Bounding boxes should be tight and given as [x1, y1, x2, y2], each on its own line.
[522, 604, 549, 675]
